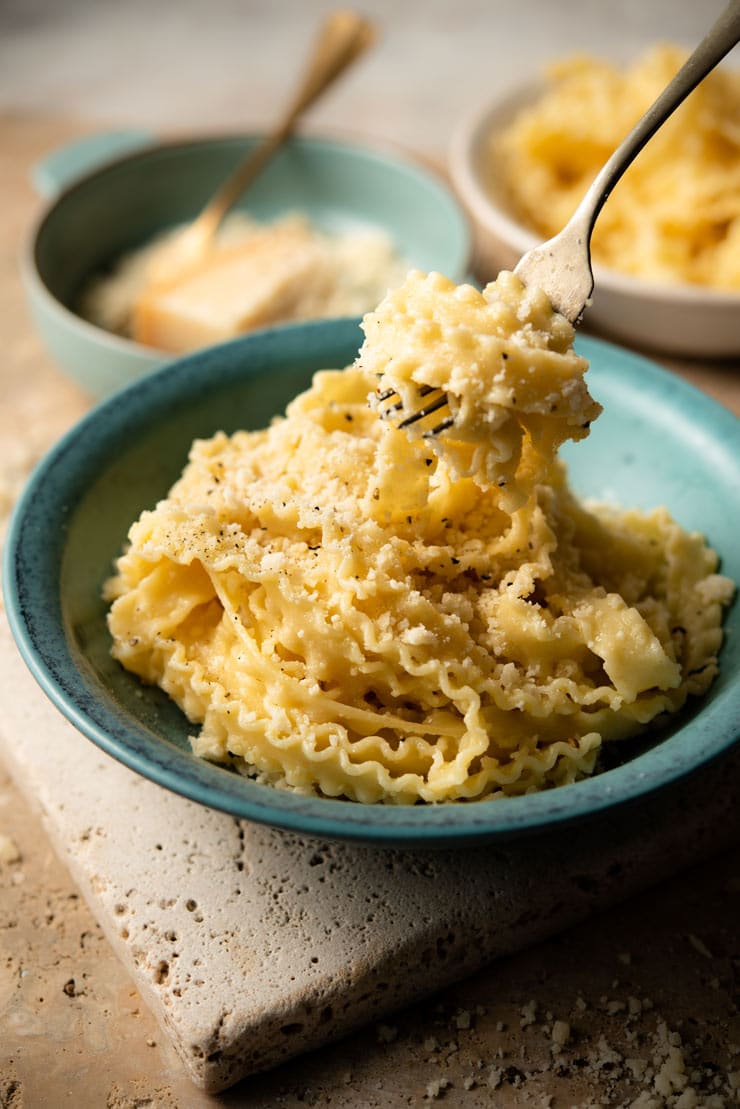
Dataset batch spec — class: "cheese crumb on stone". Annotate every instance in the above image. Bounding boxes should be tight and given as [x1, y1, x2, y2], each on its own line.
[0, 834, 21, 865]
[551, 1019, 571, 1047]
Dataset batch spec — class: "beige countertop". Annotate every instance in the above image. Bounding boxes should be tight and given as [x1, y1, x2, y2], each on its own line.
[1, 109, 739, 1108]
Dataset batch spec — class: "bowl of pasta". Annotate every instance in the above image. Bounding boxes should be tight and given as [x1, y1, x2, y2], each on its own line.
[3, 304, 739, 846]
[450, 47, 740, 358]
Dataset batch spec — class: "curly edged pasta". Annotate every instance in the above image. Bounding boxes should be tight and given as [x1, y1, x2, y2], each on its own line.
[494, 46, 740, 290]
[363, 269, 602, 513]
[105, 271, 733, 804]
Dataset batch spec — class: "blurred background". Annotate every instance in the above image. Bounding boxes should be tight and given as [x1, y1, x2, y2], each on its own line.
[2, 4, 740, 1106]
[2, 0, 733, 161]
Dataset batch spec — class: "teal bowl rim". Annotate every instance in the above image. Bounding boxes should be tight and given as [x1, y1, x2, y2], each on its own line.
[22, 131, 472, 361]
[3, 319, 739, 845]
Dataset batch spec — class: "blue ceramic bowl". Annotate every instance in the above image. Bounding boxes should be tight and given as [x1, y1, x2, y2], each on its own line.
[22, 131, 471, 398]
[3, 320, 739, 845]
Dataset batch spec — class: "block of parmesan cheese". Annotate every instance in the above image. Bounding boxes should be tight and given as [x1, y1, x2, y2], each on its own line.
[131, 220, 326, 353]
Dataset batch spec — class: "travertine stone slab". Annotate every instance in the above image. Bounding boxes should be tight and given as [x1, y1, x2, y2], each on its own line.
[1, 617, 738, 1093]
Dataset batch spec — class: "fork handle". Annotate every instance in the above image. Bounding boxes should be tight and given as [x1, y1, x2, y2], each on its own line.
[194, 11, 375, 243]
[572, 0, 740, 240]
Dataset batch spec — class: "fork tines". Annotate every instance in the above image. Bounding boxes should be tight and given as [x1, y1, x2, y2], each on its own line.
[376, 382, 453, 436]
[398, 391, 448, 429]
[376, 382, 434, 413]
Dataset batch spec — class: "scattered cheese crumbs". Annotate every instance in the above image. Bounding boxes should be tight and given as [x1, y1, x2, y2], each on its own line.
[629, 1094, 663, 1108]
[551, 1020, 571, 1047]
[597, 1035, 623, 1068]
[486, 1066, 504, 1090]
[653, 1044, 688, 1096]
[424, 1077, 450, 1099]
[381, 974, 739, 1106]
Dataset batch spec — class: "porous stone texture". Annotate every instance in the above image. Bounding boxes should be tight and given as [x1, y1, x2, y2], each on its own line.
[1, 617, 739, 1094]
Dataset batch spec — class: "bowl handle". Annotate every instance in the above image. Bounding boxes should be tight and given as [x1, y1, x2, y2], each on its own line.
[31, 130, 156, 200]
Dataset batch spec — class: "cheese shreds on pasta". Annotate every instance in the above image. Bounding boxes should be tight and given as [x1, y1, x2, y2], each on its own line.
[105, 270, 733, 804]
[493, 46, 740, 290]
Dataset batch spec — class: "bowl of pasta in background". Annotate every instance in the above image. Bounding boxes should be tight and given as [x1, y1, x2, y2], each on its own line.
[449, 81, 740, 359]
[22, 129, 472, 399]
[3, 318, 739, 846]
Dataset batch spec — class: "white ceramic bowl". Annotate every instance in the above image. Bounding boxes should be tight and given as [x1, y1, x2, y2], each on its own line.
[449, 83, 740, 360]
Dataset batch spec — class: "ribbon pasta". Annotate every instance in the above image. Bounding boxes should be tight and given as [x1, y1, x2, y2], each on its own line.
[494, 46, 740, 290]
[106, 272, 733, 803]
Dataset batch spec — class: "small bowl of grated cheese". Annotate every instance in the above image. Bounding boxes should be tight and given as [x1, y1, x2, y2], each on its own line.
[450, 45, 740, 359]
[23, 131, 472, 398]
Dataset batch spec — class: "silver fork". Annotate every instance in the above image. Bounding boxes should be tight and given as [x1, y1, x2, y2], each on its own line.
[379, 0, 740, 435]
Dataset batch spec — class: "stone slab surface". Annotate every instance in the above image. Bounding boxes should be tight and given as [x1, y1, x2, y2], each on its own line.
[1, 616, 739, 1093]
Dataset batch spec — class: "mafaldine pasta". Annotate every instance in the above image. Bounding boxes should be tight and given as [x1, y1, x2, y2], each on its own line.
[105, 270, 733, 804]
[494, 46, 740, 290]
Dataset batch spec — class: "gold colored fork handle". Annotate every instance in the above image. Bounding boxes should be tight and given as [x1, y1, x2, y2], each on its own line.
[572, 0, 740, 254]
[193, 10, 376, 245]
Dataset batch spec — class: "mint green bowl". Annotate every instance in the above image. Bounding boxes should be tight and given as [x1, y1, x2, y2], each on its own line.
[3, 321, 739, 845]
[22, 131, 471, 398]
